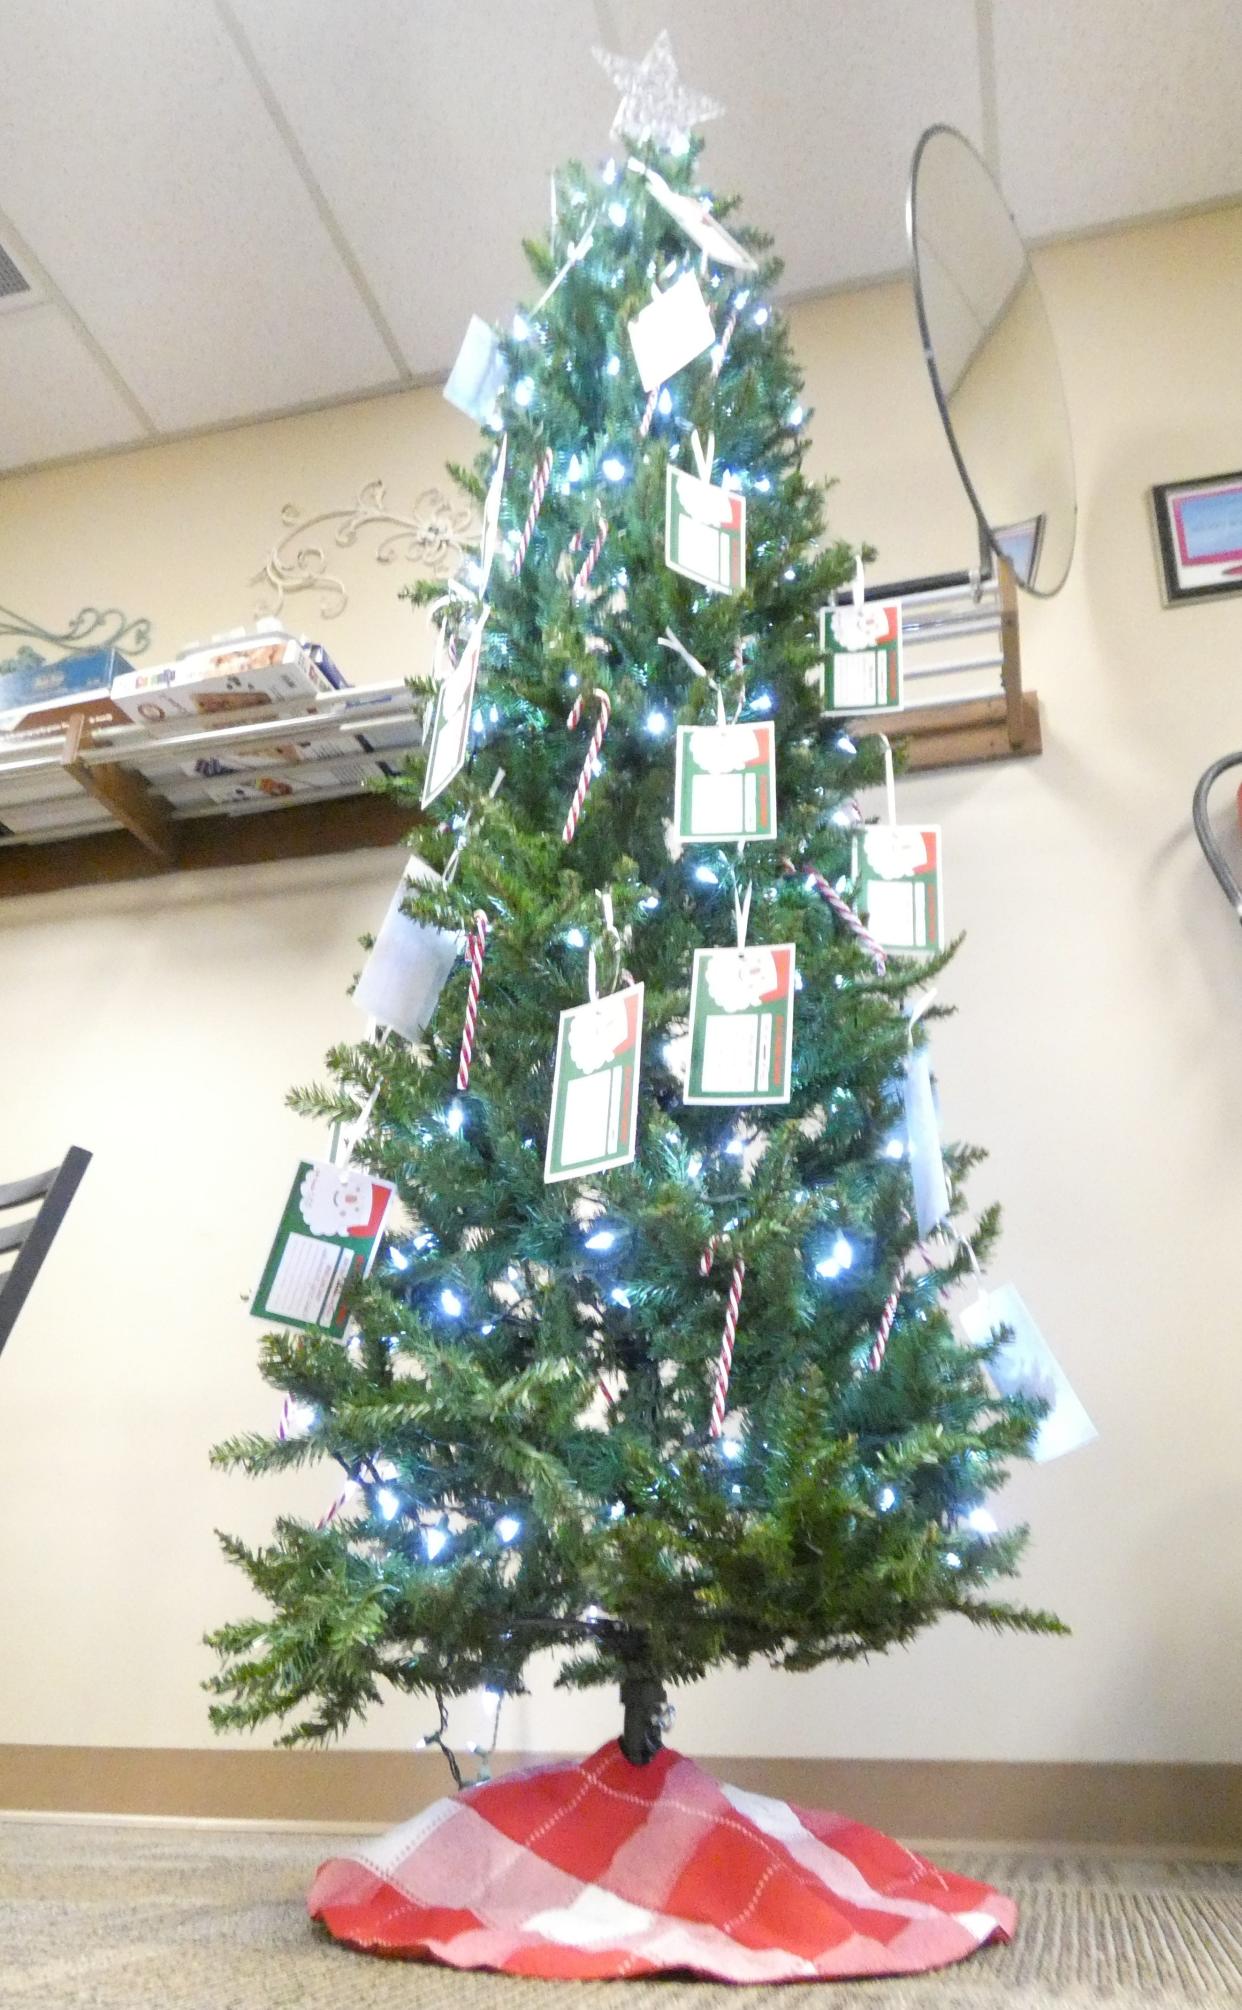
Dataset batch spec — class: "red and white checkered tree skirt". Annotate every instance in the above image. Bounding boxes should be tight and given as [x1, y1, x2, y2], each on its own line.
[309, 1741, 1015, 1981]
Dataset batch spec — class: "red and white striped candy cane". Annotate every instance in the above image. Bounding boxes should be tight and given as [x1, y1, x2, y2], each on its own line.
[317, 1476, 359, 1529]
[572, 515, 609, 600]
[708, 1256, 746, 1438]
[561, 690, 611, 843]
[511, 448, 553, 577]
[787, 858, 888, 975]
[455, 910, 490, 1092]
[867, 1283, 901, 1373]
[699, 1235, 719, 1277]
[638, 387, 658, 439]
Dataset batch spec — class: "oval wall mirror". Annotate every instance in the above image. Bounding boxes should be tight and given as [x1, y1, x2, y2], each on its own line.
[907, 125, 1076, 596]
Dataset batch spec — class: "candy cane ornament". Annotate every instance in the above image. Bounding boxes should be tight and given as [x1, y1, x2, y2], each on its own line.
[867, 1283, 901, 1373]
[638, 388, 659, 439]
[455, 910, 490, 1092]
[562, 691, 611, 843]
[572, 515, 609, 600]
[787, 858, 888, 975]
[318, 1476, 360, 1530]
[511, 448, 554, 577]
[708, 1256, 746, 1438]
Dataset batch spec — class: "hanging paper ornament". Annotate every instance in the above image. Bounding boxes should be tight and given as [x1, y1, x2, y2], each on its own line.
[665, 433, 745, 596]
[674, 722, 776, 844]
[421, 608, 489, 810]
[959, 1285, 1097, 1462]
[628, 271, 715, 392]
[683, 944, 796, 1107]
[632, 163, 758, 272]
[851, 824, 944, 954]
[354, 859, 463, 1042]
[544, 982, 645, 1184]
[443, 315, 507, 423]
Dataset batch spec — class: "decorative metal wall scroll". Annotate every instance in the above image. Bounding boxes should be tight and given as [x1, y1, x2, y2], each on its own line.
[0, 604, 152, 668]
[252, 480, 476, 622]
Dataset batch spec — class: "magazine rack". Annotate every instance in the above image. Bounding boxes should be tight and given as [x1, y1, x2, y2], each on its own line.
[0, 682, 421, 897]
[0, 1147, 92, 1359]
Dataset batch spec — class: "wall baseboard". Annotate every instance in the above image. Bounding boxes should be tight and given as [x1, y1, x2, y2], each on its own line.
[2, 1746, 1240, 1850]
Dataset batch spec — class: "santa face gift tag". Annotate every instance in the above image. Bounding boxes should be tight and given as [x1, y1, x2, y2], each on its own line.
[421, 608, 489, 810]
[545, 982, 645, 1183]
[959, 1284, 1097, 1462]
[852, 824, 943, 953]
[675, 724, 776, 844]
[628, 270, 715, 391]
[665, 465, 745, 595]
[817, 599, 904, 713]
[684, 944, 796, 1105]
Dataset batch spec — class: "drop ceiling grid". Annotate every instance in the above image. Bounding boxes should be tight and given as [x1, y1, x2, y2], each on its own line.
[992, 0, 1242, 236]
[0, 303, 146, 470]
[0, 0, 400, 434]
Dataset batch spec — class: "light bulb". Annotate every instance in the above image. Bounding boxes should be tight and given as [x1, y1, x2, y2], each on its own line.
[721, 1438, 743, 1462]
[710, 343, 726, 371]
[836, 733, 857, 755]
[566, 452, 583, 484]
[832, 1235, 854, 1270]
[389, 1247, 410, 1271]
[602, 157, 619, 185]
[585, 1229, 616, 1252]
[752, 306, 770, 327]
[645, 709, 668, 735]
[488, 704, 499, 724]
[686, 1153, 703, 1178]
[967, 1507, 998, 1535]
[668, 130, 691, 157]
[607, 200, 628, 227]
[605, 355, 621, 377]
[512, 312, 531, 340]
[695, 864, 719, 885]
[564, 927, 587, 949]
[610, 1286, 632, 1308]
[376, 1488, 400, 1520]
[445, 1102, 465, 1136]
[754, 476, 772, 494]
[750, 690, 773, 712]
[944, 1551, 963, 1570]
[657, 386, 673, 416]
[734, 289, 751, 308]
[877, 1485, 897, 1511]
[284, 1401, 317, 1435]
[601, 455, 627, 482]
[884, 1138, 905, 1160]
[639, 893, 660, 912]
[424, 1526, 448, 1559]
[609, 1501, 625, 1521]
[513, 377, 534, 408]
[495, 1514, 521, 1543]
[788, 404, 804, 426]
[439, 1287, 463, 1317]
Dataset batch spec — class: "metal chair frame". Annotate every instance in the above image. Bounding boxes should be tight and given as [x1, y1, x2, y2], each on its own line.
[0, 1146, 92, 1359]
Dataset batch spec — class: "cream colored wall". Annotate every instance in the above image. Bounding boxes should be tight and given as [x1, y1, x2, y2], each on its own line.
[2, 203, 1241, 1767]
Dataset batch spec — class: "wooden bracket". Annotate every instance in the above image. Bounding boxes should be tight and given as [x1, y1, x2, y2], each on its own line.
[60, 713, 178, 865]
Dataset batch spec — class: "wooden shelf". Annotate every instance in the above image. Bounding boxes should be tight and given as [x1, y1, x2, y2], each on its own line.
[0, 678, 422, 898]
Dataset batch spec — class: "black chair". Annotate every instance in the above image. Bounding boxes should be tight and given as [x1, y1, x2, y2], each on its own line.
[0, 1147, 92, 1360]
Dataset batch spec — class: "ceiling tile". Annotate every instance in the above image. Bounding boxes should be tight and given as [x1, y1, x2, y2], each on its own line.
[0, 0, 401, 431]
[0, 305, 145, 471]
[994, 0, 1242, 238]
[229, 0, 983, 375]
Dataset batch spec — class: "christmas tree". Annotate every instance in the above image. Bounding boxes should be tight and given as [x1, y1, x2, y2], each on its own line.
[207, 43, 1061, 1781]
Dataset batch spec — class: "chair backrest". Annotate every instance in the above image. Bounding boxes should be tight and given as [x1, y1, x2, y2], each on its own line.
[0, 1147, 92, 1359]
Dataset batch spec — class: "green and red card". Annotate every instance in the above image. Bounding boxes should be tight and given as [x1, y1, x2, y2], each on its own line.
[684, 945, 796, 1105]
[253, 1160, 396, 1335]
[852, 825, 944, 953]
[674, 723, 777, 844]
[816, 600, 904, 713]
[545, 983, 645, 1183]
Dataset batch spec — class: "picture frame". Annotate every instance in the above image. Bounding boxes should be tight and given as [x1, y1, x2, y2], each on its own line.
[1150, 470, 1242, 607]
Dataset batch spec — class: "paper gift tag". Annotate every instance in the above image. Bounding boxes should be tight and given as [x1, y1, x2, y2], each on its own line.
[903, 1043, 949, 1235]
[545, 983, 645, 1184]
[684, 944, 796, 1105]
[665, 465, 746, 595]
[674, 723, 777, 843]
[628, 271, 715, 391]
[354, 860, 462, 1041]
[478, 433, 507, 591]
[959, 1284, 1097, 1462]
[253, 1160, 396, 1336]
[639, 167, 758, 272]
[852, 825, 943, 953]
[421, 608, 489, 810]
[816, 600, 904, 713]
[443, 314, 508, 422]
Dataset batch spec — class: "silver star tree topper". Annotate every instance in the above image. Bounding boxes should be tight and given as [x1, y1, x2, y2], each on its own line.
[593, 30, 724, 150]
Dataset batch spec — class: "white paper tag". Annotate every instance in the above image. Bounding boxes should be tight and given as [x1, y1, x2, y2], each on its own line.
[959, 1285, 1097, 1462]
[478, 433, 507, 592]
[903, 1044, 949, 1236]
[627, 271, 715, 392]
[637, 167, 758, 272]
[421, 608, 488, 810]
[354, 859, 463, 1042]
[443, 314, 507, 422]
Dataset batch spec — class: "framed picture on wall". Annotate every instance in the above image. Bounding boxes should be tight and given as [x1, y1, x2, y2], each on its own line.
[1150, 471, 1242, 606]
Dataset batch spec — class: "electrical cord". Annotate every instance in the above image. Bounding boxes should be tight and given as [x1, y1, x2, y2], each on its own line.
[1192, 753, 1242, 923]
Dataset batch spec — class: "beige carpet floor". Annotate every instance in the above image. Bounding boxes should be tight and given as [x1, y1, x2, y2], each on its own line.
[3, 1818, 1242, 2009]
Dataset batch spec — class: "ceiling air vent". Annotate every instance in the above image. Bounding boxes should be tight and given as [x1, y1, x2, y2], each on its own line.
[0, 239, 35, 310]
